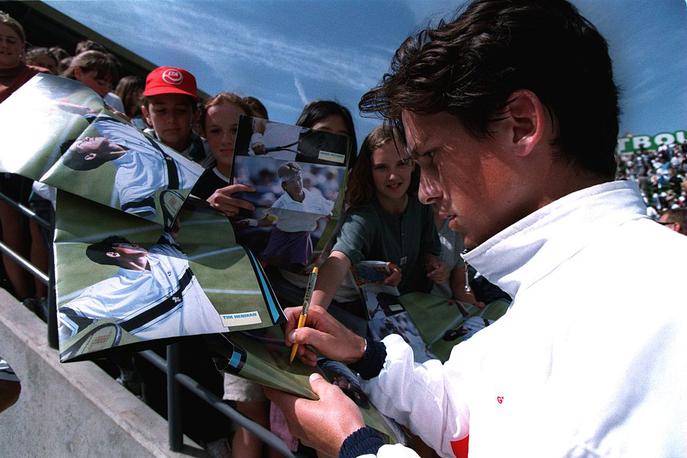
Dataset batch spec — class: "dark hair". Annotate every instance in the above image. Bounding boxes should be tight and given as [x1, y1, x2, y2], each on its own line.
[359, 0, 619, 178]
[63, 50, 118, 83]
[25, 47, 58, 73]
[660, 208, 687, 225]
[61, 139, 113, 171]
[243, 96, 268, 120]
[114, 75, 145, 118]
[58, 56, 73, 74]
[346, 125, 409, 208]
[49, 46, 70, 62]
[296, 100, 358, 167]
[86, 236, 130, 266]
[75, 40, 107, 55]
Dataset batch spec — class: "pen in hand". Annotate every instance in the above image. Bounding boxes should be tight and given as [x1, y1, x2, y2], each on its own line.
[289, 266, 319, 364]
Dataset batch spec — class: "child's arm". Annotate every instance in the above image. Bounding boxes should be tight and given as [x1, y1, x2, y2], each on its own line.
[310, 251, 352, 309]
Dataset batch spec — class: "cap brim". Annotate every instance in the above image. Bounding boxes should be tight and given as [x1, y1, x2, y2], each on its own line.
[143, 87, 197, 99]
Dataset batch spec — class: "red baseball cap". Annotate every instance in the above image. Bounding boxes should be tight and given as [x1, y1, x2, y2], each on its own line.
[143, 66, 197, 98]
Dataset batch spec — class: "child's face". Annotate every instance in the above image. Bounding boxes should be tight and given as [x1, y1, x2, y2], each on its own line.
[204, 102, 246, 173]
[371, 142, 413, 203]
[0, 24, 23, 69]
[142, 94, 195, 151]
[74, 68, 112, 97]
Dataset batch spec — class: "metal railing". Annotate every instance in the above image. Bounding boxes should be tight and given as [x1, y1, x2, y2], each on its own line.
[0, 189, 296, 457]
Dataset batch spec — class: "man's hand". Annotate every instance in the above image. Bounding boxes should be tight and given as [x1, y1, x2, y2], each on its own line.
[206, 184, 255, 217]
[383, 262, 402, 287]
[284, 305, 366, 366]
[264, 373, 365, 456]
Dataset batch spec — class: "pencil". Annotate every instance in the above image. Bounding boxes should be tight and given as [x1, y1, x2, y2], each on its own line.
[289, 266, 319, 364]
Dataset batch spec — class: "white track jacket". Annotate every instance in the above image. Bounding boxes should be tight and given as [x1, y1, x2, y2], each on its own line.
[361, 180, 687, 458]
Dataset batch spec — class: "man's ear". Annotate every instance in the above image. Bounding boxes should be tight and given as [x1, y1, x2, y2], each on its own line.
[73, 67, 83, 80]
[504, 90, 547, 157]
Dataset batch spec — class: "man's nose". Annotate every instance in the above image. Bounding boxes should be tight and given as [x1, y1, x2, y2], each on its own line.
[418, 168, 442, 205]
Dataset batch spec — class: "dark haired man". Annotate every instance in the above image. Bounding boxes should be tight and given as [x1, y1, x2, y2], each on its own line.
[265, 1, 687, 457]
[58, 234, 225, 342]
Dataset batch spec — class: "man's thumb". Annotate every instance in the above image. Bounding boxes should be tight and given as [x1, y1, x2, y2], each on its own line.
[308, 372, 329, 394]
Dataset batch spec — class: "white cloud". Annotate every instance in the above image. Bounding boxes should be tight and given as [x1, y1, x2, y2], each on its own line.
[75, 1, 391, 92]
[293, 76, 309, 106]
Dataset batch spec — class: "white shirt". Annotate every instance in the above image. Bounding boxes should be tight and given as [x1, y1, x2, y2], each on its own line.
[268, 188, 333, 232]
[364, 180, 687, 457]
[59, 238, 226, 341]
[94, 117, 201, 214]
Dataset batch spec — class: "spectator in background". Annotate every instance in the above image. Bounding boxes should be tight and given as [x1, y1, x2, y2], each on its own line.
[192, 92, 255, 208]
[114, 75, 146, 129]
[191, 92, 283, 458]
[658, 208, 687, 235]
[296, 100, 358, 169]
[243, 95, 268, 120]
[141, 66, 208, 163]
[25, 47, 57, 74]
[74, 39, 106, 55]
[62, 50, 117, 101]
[0, 11, 50, 303]
[270, 100, 361, 315]
[311, 125, 446, 308]
[48, 45, 69, 64]
[57, 55, 72, 75]
[72, 40, 124, 112]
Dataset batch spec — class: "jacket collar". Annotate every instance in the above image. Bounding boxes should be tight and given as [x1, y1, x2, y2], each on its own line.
[463, 180, 648, 299]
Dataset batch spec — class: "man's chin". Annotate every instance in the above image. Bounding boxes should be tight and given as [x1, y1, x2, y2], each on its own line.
[447, 217, 479, 250]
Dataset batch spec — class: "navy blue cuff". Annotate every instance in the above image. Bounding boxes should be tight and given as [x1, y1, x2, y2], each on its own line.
[339, 426, 385, 458]
[348, 339, 386, 380]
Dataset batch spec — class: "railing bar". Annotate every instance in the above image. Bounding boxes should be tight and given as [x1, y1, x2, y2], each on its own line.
[139, 350, 296, 458]
[0, 241, 48, 284]
[0, 189, 294, 457]
[0, 191, 51, 229]
[166, 344, 183, 451]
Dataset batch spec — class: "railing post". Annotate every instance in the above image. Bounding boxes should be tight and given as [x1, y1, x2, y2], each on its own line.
[47, 250, 58, 349]
[166, 343, 183, 451]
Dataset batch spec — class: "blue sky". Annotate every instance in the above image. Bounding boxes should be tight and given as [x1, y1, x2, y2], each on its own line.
[46, 0, 687, 144]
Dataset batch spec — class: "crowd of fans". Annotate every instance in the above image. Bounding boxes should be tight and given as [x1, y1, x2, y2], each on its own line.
[1, 7, 686, 458]
[616, 141, 687, 216]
